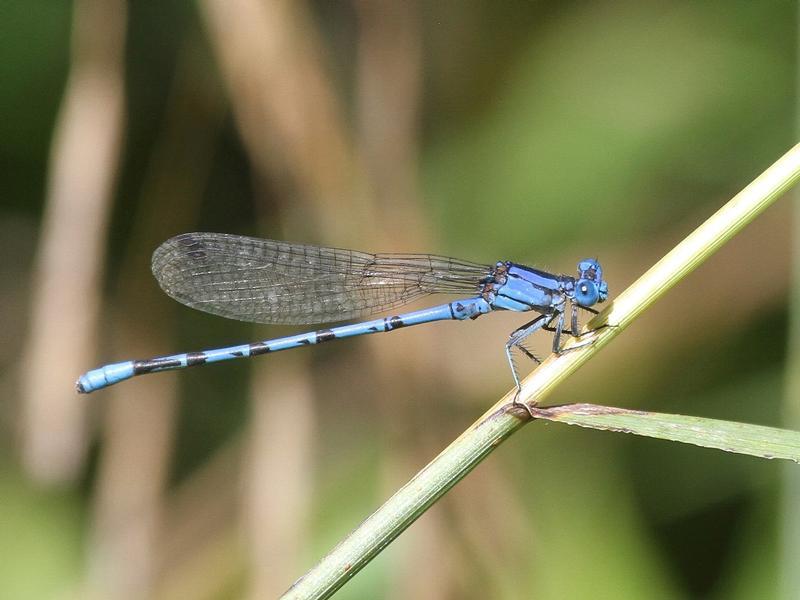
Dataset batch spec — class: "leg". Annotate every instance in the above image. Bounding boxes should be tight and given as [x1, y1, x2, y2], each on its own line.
[571, 303, 580, 338]
[553, 309, 615, 355]
[549, 311, 565, 353]
[543, 304, 593, 336]
[504, 314, 551, 406]
[543, 303, 611, 349]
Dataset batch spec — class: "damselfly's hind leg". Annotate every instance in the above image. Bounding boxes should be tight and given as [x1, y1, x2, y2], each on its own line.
[505, 313, 554, 407]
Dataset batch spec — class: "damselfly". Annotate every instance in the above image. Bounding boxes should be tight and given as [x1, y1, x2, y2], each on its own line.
[76, 232, 609, 396]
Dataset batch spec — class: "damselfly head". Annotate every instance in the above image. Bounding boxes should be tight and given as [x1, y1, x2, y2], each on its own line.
[573, 258, 608, 307]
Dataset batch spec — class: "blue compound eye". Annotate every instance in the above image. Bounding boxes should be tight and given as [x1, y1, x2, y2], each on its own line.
[574, 280, 600, 307]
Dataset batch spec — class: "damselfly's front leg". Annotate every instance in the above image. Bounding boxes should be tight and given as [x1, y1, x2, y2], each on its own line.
[546, 304, 611, 355]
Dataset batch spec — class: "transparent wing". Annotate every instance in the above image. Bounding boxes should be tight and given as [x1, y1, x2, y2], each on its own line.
[151, 232, 491, 324]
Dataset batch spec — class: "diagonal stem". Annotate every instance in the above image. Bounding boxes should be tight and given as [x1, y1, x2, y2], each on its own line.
[281, 142, 800, 599]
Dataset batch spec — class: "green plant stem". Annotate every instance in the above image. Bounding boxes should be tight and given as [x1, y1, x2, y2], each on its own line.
[512, 142, 800, 409]
[282, 406, 526, 599]
[281, 143, 800, 600]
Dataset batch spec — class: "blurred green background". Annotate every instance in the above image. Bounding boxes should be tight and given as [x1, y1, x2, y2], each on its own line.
[1, 1, 797, 598]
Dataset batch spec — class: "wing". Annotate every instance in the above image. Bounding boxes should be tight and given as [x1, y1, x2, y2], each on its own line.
[151, 232, 491, 325]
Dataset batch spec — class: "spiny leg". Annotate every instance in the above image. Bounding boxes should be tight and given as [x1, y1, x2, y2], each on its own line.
[551, 304, 614, 355]
[505, 313, 555, 407]
[571, 303, 580, 338]
[543, 304, 596, 337]
[549, 310, 566, 353]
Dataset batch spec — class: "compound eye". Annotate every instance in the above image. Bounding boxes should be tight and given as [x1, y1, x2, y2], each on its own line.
[575, 280, 599, 307]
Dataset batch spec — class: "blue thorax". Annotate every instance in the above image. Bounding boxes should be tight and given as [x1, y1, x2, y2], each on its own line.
[485, 258, 608, 314]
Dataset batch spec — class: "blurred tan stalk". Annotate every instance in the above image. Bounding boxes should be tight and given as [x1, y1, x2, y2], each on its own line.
[201, 0, 369, 242]
[201, 1, 527, 594]
[353, 1, 471, 598]
[199, 0, 468, 595]
[157, 441, 245, 599]
[781, 221, 800, 598]
[200, 1, 359, 596]
[244, 359, 315, 598]
[84, 41, 225, 599]
[780, 28, 800, 595]
[20, 0, 126, 484]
